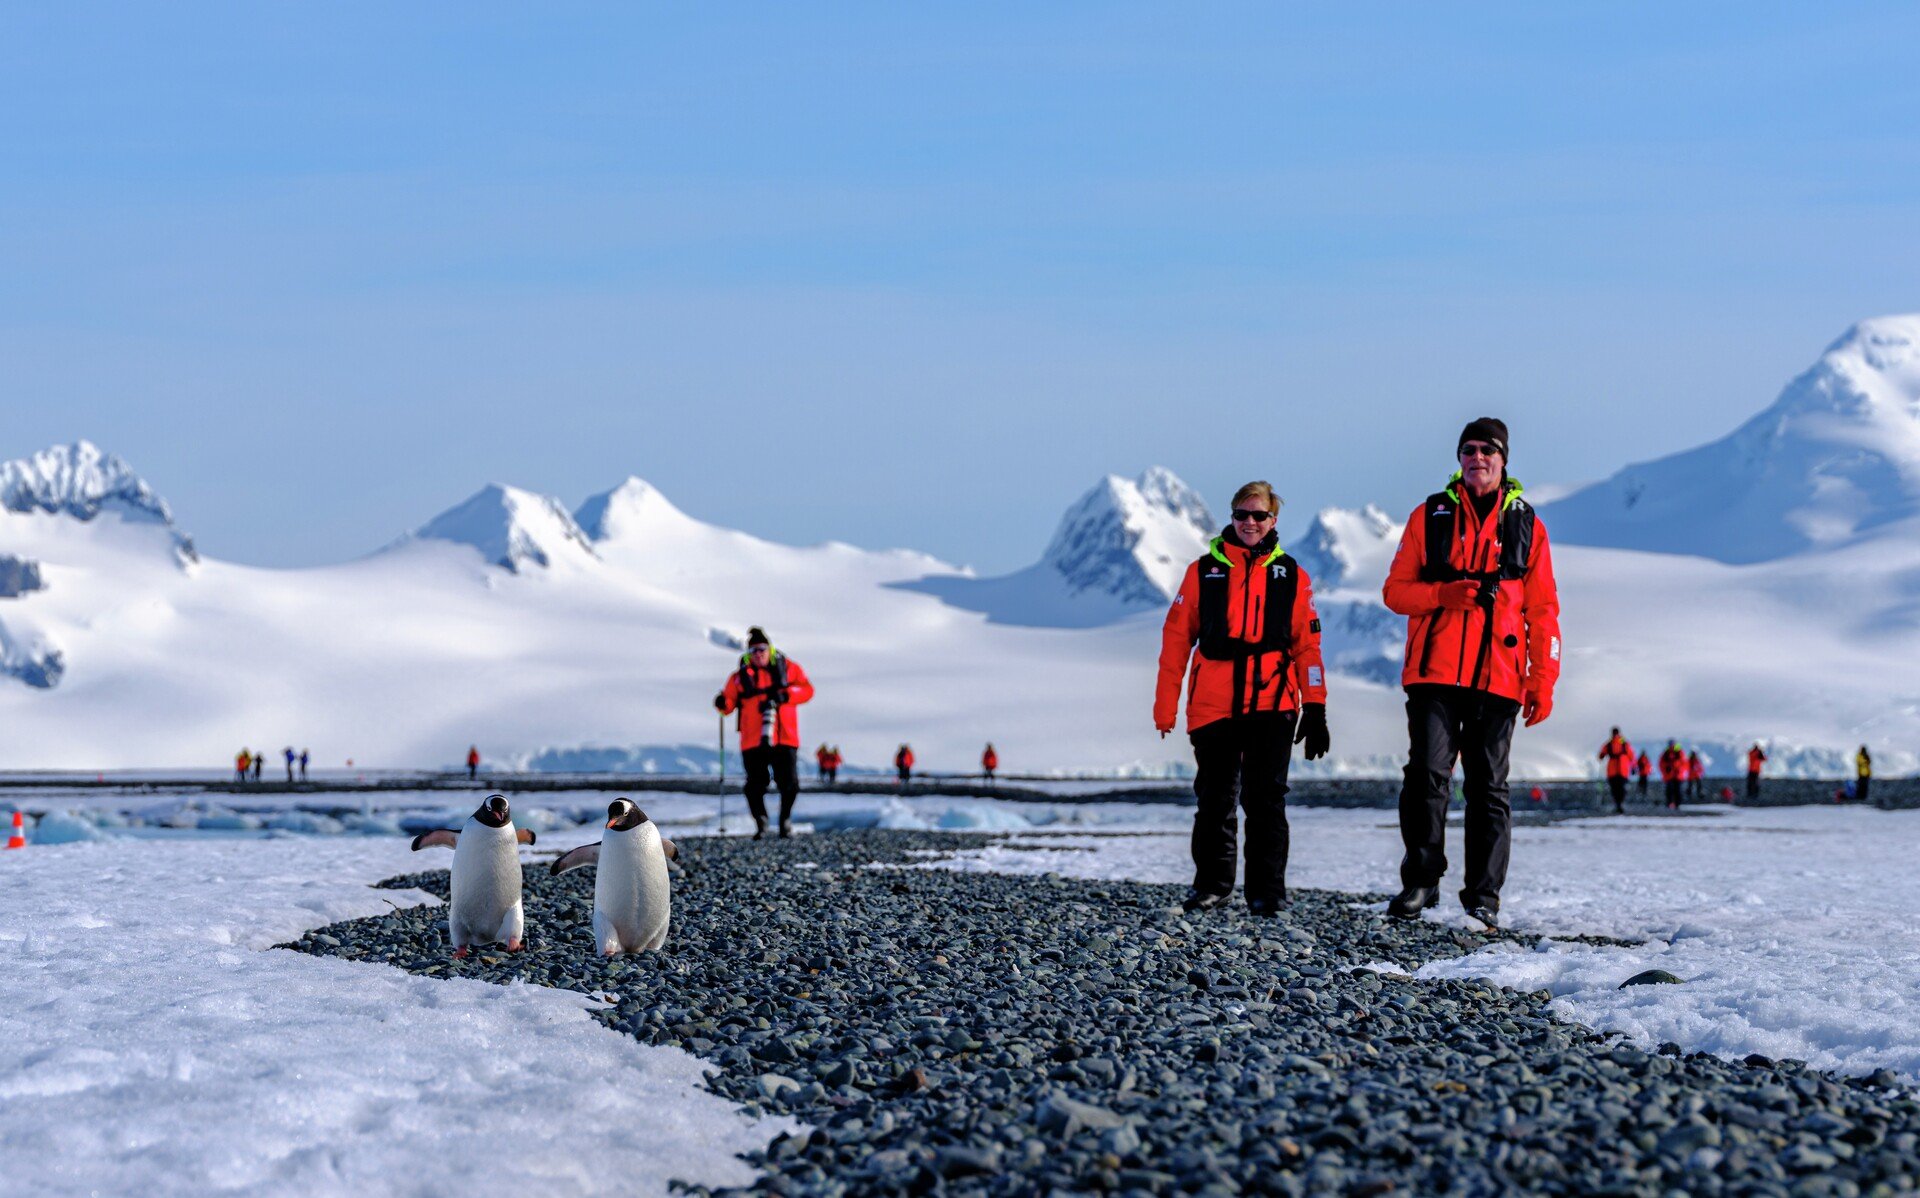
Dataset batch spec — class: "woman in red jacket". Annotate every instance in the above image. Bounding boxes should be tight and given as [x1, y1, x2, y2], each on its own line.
[1154, 481, 1330, 917]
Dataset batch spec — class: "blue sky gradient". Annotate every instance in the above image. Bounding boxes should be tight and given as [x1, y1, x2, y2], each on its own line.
[3, 4, 1917, 569]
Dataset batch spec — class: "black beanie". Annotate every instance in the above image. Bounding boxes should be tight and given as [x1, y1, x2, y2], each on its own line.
[1458, 417, 1509, 459]
[746, 626, 770, 648]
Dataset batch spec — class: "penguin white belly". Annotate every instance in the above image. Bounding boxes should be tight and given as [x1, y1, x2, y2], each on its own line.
[450, 824, 524, 949]
[595, 824, 672, 953]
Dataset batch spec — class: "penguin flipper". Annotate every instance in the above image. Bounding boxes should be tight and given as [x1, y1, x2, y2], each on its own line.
[411, 829, 459, 851]
[549, 842, 602, 875]
[516, 827, 537, 846]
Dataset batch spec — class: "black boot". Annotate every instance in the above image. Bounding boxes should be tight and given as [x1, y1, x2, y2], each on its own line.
[1246, 895, 1288, 918]
[1181, 890, 1229, 913]
[778, 817, 792, 839]
[752, 816, 768, 841]
[1388, 885, 1439, 920]
[1467, 906, 1500, 930]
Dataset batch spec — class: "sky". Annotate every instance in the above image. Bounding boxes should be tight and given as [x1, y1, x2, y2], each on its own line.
[2, 4, 1918, 572]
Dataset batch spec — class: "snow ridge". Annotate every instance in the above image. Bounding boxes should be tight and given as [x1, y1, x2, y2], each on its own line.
[575, 477, 695, 543]
[411, 484, 600, 573]
[0, 441, 197, 563]
[1289, 504, 1401, 591]
[1545, 315, 1920, 563]
[1040, 466, 1214, 604]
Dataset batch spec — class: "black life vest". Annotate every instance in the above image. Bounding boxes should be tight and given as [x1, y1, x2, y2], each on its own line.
[736, 651, 788, 736]
[1419, 477, 1535, 583]
[1194, 536, 1297, 661]
[1415, 476, 1535, 687]
[1194, 535, 1299, 719]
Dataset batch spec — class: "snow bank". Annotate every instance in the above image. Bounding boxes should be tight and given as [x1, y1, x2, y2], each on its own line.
[0, 838, 793, 1196]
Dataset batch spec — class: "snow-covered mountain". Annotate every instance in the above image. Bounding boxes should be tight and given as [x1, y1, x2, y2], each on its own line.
[0, 440, 196, 565]
[894, 467, 1213, 627]
[1545, 315, 1920, 563]
[1289, 504, 1401, 591]
[7, 313, 1920, 780]
[407, 484, 599, 573]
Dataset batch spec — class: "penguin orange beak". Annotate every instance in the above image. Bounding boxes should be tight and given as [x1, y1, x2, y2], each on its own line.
[606, 817, 620, 828]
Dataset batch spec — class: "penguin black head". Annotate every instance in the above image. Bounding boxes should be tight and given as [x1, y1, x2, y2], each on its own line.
[607, 798, 650, 831]
[474, 794, 512, 828]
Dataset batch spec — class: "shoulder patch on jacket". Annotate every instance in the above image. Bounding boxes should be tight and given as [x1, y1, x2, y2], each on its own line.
[1309, 618, 1321, 634]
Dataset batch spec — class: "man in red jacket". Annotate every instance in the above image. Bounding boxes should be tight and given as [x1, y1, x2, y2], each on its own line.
[1659, 741, 1686, 809]
[715, 627, 815, 839]
[1599, 728, 1634, 814]
[1635, 749, 1652, 800]
[1155, 480, 1331, 917]
[1382, 419, 1559, 929]
[1746, 742, 1767, 800]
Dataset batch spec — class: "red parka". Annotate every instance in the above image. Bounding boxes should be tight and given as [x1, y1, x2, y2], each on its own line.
[1747, 746, 1767, 775]
[718, 653, 815, 751]
[895, 746, 915, 771]
[1635, 752, 1652, 779]
[1382, 476, 1560, 705]
[1659, 745, 1686, 781]
[982, 747, 998, 771]
[1155, 534, 1328, 735]
[1599, 735, 1634, 779]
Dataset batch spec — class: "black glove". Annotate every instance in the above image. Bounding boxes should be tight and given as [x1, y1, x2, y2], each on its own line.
[1475, 577, 1501, 610]
[713, 693, 728, 712]
[1294, 702, 1330, 761]
[770, 687, 790, 705]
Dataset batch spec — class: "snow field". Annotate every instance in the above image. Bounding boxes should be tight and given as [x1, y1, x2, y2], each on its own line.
[0, 837, 795, 1197]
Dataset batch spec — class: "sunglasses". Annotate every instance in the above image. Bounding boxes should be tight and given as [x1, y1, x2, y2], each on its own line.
[1231, 509, 1275, 522]
[1458, 442, 1502, 458]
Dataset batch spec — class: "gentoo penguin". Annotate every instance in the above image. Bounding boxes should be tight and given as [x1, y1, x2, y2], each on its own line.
[549, 798, 677, 955]
[411, 794, 537, 958]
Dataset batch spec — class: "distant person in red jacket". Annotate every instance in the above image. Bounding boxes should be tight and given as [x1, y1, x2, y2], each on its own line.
[1635, 750, 1652, 799]
[466, 745, 480, 782]
[981, 743, 999, 784]
[236, 749, 251, 784]
[827, 745, 842, 785]
[815, 743, 832, 780]
[1598, 728, 1634, 814]
[1687, 751, 1704, 801]
[1155, 480, 1330, 917]
[715, 627, 815, 839]
[1381, 420, 1558, 930]
[1659, 741, 1686, 810]
[1746, 743, 1767, 800]
[894, 744, 914, 790]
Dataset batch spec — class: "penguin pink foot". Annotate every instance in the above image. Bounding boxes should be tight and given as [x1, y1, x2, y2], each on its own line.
[507, 938, 525, 952]
[452, 946, 471, 960]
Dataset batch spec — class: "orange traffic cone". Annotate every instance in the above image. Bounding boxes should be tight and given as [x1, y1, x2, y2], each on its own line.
[5, 811, 24, 849]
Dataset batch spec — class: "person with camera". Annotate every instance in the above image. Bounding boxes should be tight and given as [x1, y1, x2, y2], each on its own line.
[1382, 419, 1560, 929]
[715, 627, 815, 839]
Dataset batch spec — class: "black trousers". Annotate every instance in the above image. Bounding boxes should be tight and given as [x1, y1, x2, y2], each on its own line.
[1189, 710, 1297, 903]
[1607, 775, 1627, 812]
[744, 745, 800, 825]
[1858, 776, 1871, 804]
[1666, 779, 1682, 808]
[1398, 685, 1517, 912]
[1638, 775, 1649, 796]
[1746, 772, 1761, 799]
